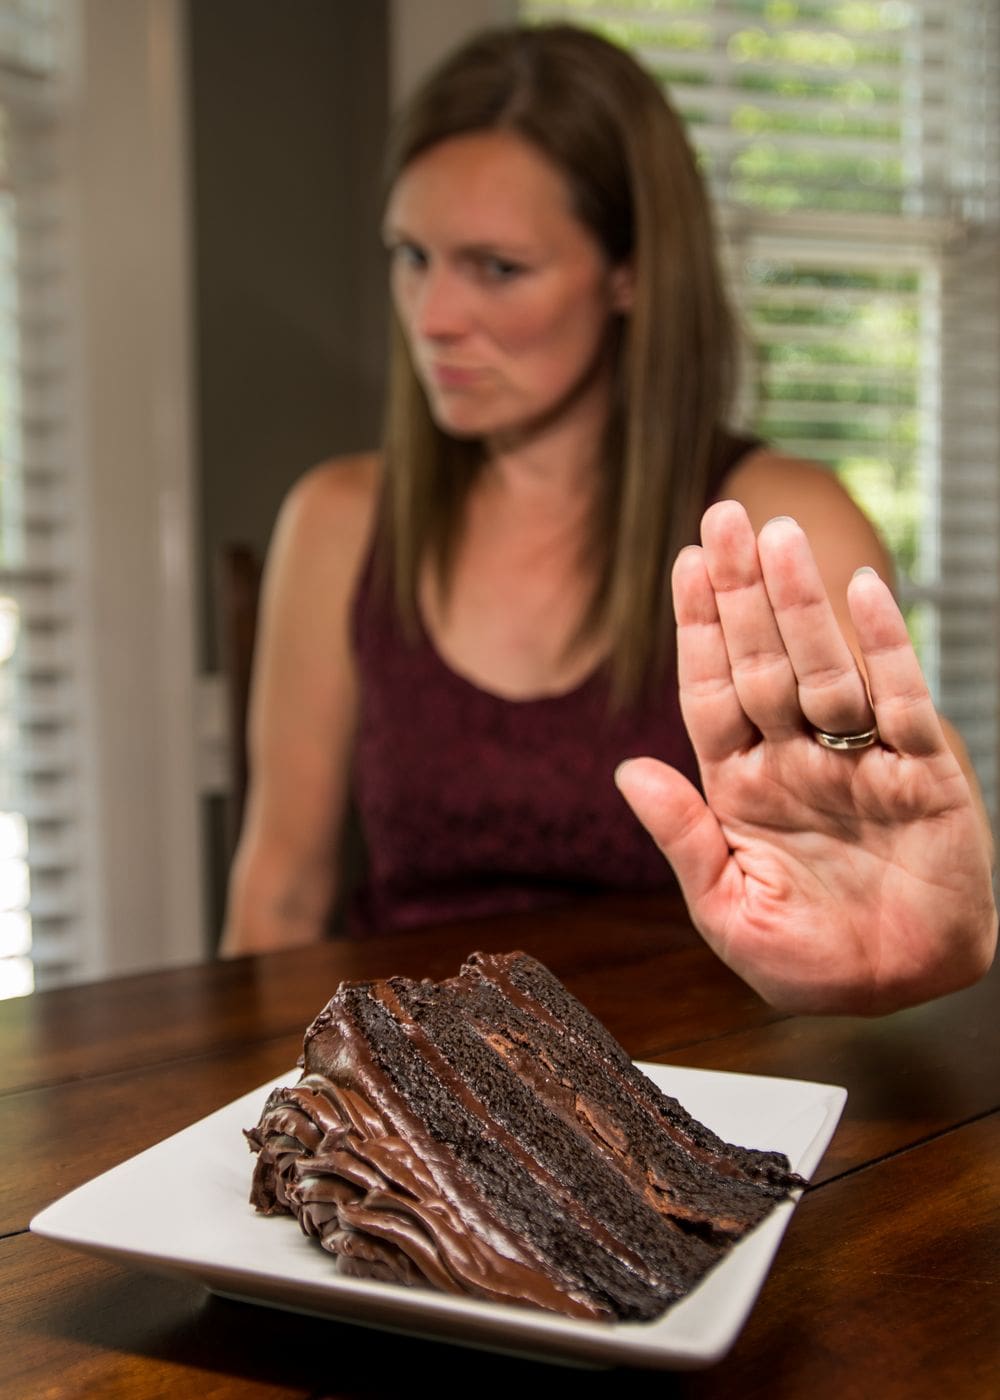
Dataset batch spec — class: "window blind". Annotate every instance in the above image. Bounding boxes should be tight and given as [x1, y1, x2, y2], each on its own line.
[524, 0, 998, 218]
[523, 0, 1000, 821]
[0, 0, 76, 997]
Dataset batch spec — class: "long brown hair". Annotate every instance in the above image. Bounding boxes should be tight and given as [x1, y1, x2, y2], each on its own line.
[379, 24, 738, 702]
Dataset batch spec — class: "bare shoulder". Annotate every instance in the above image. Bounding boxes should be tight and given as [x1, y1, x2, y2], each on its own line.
[722, 447, 864, 525]
[278, 451, 381, 552]
[250, 453, 381, 756]
[267, 452, 381, 594]
[720, 447, 893, 579]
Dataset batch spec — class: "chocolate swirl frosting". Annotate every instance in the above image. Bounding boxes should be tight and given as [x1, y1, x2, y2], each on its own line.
[246, 1073, 605, 1317]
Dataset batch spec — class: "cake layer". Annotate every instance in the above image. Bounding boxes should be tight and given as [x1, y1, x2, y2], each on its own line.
[246, 951, 802, 1321]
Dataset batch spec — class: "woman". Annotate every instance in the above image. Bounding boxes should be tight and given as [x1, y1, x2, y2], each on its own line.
[222, 25, 996, 1014]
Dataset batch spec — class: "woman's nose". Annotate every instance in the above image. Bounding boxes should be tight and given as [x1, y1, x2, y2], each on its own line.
[413, 266, 469, 340]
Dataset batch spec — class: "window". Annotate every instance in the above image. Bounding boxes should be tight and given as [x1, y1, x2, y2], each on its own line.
[0, 0, 76, 999]
[523, 0, 1000, 820]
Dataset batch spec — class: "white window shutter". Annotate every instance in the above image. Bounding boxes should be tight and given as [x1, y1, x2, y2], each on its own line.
[936, 230, 1000, 819]
[0, 0, 81, 996]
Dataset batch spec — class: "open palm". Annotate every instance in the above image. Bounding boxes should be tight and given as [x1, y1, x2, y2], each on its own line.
[616, 502, 997, 1014]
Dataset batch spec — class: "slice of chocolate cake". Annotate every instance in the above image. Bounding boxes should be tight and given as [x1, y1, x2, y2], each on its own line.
[245, 951, 802, 1322]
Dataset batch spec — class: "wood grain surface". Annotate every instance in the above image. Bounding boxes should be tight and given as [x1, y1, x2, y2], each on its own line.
[3, 894, 997, 1399]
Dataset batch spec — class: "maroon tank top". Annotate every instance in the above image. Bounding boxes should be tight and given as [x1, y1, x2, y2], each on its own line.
[349, 435, 758, 934]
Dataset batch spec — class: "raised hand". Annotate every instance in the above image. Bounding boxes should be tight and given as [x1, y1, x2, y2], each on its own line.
[616, 500, 997, 1014]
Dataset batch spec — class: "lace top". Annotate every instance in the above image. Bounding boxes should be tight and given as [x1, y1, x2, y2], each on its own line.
[348, 437, 758, 933]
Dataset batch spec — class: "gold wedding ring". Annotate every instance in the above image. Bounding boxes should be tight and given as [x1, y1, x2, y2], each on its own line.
[812, 724, 879, 752]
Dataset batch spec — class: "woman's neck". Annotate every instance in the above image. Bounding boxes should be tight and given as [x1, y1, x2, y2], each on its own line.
[482, 432, 599, 510]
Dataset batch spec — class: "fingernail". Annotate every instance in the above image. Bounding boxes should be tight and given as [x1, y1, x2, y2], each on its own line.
[853, 565, 879, 579]
[764, 515, 798, 527]
[613, 761, 634, 789]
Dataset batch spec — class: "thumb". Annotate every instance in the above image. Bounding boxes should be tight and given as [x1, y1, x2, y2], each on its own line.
[614, 757, 729, 910]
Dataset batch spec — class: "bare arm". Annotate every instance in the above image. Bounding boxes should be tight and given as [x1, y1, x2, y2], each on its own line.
[220, 454, 379, 956]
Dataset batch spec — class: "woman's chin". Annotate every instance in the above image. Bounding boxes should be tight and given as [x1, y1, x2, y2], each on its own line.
[427, 400, 497, 440]
[431, 416, 483, 441]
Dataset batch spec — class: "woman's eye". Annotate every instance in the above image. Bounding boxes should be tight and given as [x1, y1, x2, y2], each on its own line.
[389, 242, 427, 272]
[478, 255, 524, 283]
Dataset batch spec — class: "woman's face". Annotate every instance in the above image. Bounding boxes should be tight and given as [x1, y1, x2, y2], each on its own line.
[383, 130, 632, 448]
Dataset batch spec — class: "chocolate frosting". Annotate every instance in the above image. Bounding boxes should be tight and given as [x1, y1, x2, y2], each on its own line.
[247, 1074, 605, 1318]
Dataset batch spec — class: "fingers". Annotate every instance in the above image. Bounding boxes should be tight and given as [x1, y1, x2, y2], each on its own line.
[847, 567, 948, 757]
[689, 501, 875, 747]
[754, 514, 876, 735]
[614, 758, 730, 910]
[698, 504, 801, 741]
[672, 544, 756, 762]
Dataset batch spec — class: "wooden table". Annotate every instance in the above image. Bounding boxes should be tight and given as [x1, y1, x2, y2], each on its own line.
[3, 893, 998, 1398]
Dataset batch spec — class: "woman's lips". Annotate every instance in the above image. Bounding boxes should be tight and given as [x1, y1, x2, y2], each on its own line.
[428, 363, 485, 389]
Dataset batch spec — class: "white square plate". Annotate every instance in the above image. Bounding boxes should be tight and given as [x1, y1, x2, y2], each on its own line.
[31, 1064, 846, 1370]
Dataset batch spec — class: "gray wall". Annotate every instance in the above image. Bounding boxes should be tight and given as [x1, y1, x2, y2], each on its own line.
[187, 0, 389, 938]
[188, 0, 390, 668]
